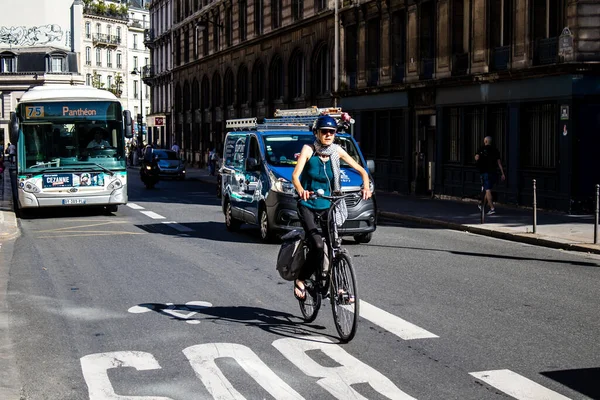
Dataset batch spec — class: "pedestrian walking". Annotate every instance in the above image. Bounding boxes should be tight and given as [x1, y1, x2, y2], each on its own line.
[171, 142, 180, 153]
[7, 142, 16, 165]
[475, 136, 505, 215]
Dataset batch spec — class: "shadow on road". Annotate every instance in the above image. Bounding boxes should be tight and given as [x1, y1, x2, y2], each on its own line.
[134, 303, 342, 343]
[541, 367, 600, 399]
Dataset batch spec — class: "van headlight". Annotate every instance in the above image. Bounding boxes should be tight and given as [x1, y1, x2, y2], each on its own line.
[107, 178, 123, 190]
[270, 173, 296, 195]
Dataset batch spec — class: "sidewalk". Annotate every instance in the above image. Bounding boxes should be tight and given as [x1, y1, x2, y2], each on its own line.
[185, 167, 600, 255]
[1, 166, 599, 255]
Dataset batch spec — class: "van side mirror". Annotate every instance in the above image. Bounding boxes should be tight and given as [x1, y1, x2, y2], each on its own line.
[367, 159, 375, 174]
[246, 157, 259, 171]
[9, 112, 20, 144]
[123, 110, 133, 139]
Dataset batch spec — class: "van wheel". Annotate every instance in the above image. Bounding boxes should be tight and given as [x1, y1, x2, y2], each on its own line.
[259, 208, 274, 243]
[354, 232, 373, 244]
[225, 200, 241, 232]
[105, 205, 118, 213]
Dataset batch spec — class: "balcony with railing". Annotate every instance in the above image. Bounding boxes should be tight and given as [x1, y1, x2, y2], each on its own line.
[533, 37, 558, 66]
[490, 46, 510, 71]
[92, 33, 121, 47]
[142, 65, 155, 84]
[451, 53, 469, 76]
[129, 19, 150, 30]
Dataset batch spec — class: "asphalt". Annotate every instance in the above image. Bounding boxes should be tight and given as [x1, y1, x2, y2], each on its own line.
[0, 165, 599, 256]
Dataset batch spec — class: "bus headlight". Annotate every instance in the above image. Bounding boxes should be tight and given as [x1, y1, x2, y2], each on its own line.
[107, 179, 123, 190]
[23, 181, 40, 193]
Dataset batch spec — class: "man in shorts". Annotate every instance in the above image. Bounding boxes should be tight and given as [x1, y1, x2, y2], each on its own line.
[475, 136, 505, 215]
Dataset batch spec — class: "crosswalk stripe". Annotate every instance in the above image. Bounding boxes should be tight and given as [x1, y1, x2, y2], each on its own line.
[360, 301, 439, 340]
[126, 203, 145, 210]
[469, 369, 572, 400]
[140, 211, 166, 219]
[162, 221, 194, 232]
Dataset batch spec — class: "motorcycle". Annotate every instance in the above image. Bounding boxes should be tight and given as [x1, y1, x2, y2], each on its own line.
[140, 156, 160, 189]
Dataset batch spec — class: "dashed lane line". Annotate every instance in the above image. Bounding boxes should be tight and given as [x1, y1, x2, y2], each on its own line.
[162, 221, 194, 232]
[360, 300, 439, 340]
[140, 211, 166, 219]
[470, 369, 572, 400]
[126, 203, 145, 210]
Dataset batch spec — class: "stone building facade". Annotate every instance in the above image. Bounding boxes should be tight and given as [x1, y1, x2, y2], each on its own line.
[147, 0, 600, 212]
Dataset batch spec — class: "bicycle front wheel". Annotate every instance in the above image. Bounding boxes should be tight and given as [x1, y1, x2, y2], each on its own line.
[330, 252, 359, 342]
[299, 276, 321, 322]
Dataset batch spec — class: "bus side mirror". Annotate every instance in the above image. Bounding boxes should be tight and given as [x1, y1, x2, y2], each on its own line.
[123, 110, 133, 139]
[9, 112, 19, 144]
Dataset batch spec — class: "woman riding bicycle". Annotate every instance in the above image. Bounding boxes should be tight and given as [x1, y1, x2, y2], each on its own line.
[291, 114, 372, 301]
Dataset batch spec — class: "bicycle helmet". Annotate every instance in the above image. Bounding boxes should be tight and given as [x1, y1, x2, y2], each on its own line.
[314, 115, 338, 131]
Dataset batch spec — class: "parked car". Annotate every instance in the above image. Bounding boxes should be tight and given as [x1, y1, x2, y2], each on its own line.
[219, 109, 377, 243]
[152, 149, 186, 180]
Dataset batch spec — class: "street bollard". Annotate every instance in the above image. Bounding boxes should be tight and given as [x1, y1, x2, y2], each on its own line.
[595, 184, 599, 245]
[533, 179, 537, 234]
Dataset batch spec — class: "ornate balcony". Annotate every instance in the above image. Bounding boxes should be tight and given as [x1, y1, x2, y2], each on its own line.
[92, 33, 121, 47]
[143, 29, 155, 47]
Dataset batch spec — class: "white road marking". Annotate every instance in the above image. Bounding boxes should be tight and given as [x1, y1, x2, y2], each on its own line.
[128, 301, 213, 325]
[360, 300, 439, 340]
[162, 221, 194, 232]
[273, 336, 416, 399]
[81, 351, 173, 400]
[126, 202, 145, 210]
[184, 342, 304, 399]
[140, 211, 166, 219]
[470, 369, 572, 400]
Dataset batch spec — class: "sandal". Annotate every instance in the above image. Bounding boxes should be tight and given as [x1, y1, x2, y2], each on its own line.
[294, 280, 306, 301]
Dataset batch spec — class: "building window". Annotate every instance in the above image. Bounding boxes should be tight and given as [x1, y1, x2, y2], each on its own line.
[314, 0, 326, 12]
[345, 25, 358, 89]
[252, 61, 265, 103]
[446, 108, 460, 163]
[237, 65, 249, 104]
[390, 11, 406, 83]
[134, 80, 139, 99]
[292, 0, 303, 21]
[85, 22, 91, 38]
[225, 7, 233, 46]
[213, 13, 220, 51]
[85, 47, 91, 65]
[271, 0, 282, 29]
[184, 30, 190, 63]
[239, 0, 247, 42]
[269, 56, 283, 101]
[86, 73, 92, 86]
[254, 0, 263, 35]
[50, 55, 65, 72]
[107, 75, 113, 89]
[313, 45, 330, 95]
[107, 50, 112, 67]
[116, 52, 122, 68]
[224, 69, 234, 107]
[107, 25, 112, 37]
[96, 48, 102, 66]
[0, 54, 16, 73]
[133, 56, 138, 69]
[133, 34, 138, 49]
[289, 51, 305, 98]
[96, 23, 101, 35]
[202, 30, 209, 56]
[465, 107, 485, 164]
[116, 27, 121, 41]
[145, 57, 149, 66]
[521, 103, 557, 168]
[366, 18, 380, 86]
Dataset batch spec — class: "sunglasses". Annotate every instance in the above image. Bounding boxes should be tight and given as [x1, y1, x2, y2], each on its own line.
[319, 130, 336, 136]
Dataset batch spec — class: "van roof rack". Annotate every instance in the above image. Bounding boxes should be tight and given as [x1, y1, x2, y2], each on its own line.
[225, 106, 352, 131]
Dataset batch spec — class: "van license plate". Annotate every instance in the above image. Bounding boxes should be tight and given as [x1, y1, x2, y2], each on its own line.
[62, 199, 86, 205]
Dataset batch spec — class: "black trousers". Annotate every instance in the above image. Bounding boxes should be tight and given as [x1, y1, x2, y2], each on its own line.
[297, 204, 331, 281]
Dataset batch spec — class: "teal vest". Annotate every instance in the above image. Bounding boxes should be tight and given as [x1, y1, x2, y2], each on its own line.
[299, 155, 333, 210]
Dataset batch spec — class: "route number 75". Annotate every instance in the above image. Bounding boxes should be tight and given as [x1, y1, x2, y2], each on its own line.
[26, 106, 44, 119]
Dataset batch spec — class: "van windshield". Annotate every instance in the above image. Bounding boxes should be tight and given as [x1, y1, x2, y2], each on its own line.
[262, 134, 363, 167]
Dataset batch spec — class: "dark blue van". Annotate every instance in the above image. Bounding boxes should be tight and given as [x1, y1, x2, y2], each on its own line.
[220, 112, 377, 243]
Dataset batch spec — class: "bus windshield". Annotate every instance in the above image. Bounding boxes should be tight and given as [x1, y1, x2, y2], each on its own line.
[18, 101, 125, 173]
[262, 134, 363, 168]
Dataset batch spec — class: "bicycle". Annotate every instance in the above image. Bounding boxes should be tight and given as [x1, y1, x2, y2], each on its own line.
[296, 189, 360, 342]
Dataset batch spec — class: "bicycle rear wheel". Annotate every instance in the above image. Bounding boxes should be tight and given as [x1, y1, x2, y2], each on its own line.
[298, 276, 321, 322]
[330, 252, 359, 342]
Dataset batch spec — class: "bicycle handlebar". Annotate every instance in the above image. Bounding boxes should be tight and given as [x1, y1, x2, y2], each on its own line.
[294, 189, 361, 202]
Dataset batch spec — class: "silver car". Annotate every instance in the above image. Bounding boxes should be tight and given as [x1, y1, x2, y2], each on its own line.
[152, 149, 186, 180]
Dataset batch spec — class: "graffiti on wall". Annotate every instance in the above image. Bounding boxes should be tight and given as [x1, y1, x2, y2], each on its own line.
[0, 24, 65, 46]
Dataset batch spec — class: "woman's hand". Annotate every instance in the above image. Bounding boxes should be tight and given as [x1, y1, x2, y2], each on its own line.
[298, 188, 313, 201]
[360, 188, 372, 200]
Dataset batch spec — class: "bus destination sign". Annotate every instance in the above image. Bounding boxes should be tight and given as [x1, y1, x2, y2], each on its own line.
[23, 101, 118, 121]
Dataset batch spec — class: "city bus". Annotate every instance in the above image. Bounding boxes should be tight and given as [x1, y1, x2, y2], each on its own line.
[8, 84, 133, 213]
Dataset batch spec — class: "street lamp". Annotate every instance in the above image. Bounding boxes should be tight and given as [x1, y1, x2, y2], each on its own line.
[195, 17, 223, 32]
[130, 67, 144, 146]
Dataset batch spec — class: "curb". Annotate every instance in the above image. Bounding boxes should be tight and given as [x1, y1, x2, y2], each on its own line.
[379, 211, 600, 256]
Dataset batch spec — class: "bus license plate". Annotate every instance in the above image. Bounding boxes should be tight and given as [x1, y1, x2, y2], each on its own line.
[62, 199, 86, 205]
